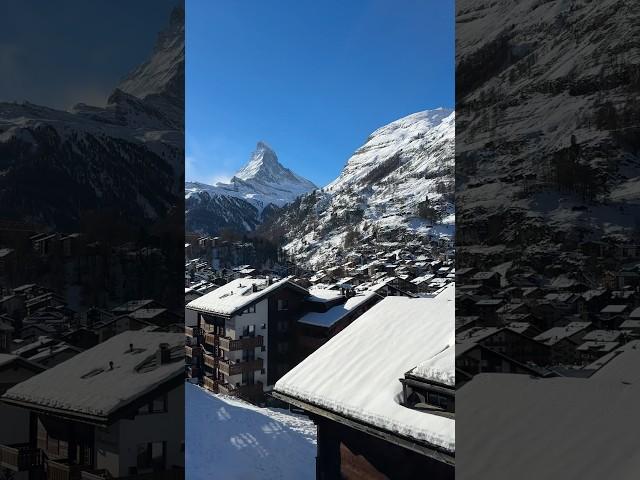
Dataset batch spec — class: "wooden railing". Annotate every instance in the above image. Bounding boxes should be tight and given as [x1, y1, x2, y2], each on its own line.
[203, 376, 219, 393]
[0, 443, 42, 471]
[185, 327, 203, 338]
[185, 345, 203, 358]
[203, 354, 217, 369]
[80, 468, 185, 480]
[219, 335, 263, 351]
[204, 333, 217, 347]
[47, 458, 81, 480]
[218, 357, 263, 376]
[218, 381, 264, 397]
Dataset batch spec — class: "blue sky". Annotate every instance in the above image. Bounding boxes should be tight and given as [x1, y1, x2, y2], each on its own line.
[187, 0, 454, 187]
[0, 0, 178, 109]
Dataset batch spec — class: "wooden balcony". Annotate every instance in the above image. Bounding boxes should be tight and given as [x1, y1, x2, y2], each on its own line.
[186, 365, 200, 379]
[203, 376, 219, 393]
[0, 443, 42, 471]
[185, 345, 203, 358]
[81, 468, 184, 480]
[218, 381, 264, 398]
[203, 354, 218, 369]
[185, 326, 203, 338]
[219, 335, 263, 351]
[218, 357, 263, 376]
[204, 333, 218, 347]
[47, 458, 81, 480]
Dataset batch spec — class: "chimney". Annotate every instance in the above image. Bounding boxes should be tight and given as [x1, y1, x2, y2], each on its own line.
[129, 343, 134, 352]
[252, 283, 258, 293]
[157, 343, 171, 365]
[109, 361, 114, 370]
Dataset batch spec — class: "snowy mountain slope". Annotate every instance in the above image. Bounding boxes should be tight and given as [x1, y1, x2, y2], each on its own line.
[260, 109, 455, 267]
[0, 7, 184, 229]
[456, 0, 640, 278]
[185, 142, 316, 234]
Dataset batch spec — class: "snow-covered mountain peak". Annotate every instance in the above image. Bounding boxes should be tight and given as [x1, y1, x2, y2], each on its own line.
[260, 109, 455, 267]
[185, 143, 317, 233]
[117, 6, 184, 102]
[234, 141, 281, 181]
[327, 108, 454, 192]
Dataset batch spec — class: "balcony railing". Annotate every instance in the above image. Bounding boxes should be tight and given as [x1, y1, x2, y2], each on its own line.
[204, 333, 218, 347]
[0, 443, 42, 471]
[219, 335, 263, 351]
[47, 458, 81, 480]
[185, 326, 203, 338]
[203, 376, 218, 393]
[80, 468, 185, 480]
[185, 345, 203, 358]
[218, 357, 263, 376]
[218, 381, 264, 397]
[186, 365, 200, 379]
[203, 354, 218, 369]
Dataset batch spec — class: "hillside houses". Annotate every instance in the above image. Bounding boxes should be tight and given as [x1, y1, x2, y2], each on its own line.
[456, 257, 640, 380]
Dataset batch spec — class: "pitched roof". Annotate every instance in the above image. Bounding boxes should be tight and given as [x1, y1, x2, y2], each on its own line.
[186, 277, 309, 316]
[275, 285, 455, 453]
[2, 331, 183, 422]
[298, 291, 380, 328]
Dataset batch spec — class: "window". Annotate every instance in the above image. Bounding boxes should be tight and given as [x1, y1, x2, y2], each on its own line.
[261, 323, 266, 330]
[137, 441, 166, 472]
[261, 346, 266, 352]
[277, 320, 288, 333]
[241, 304, 256, 314]
[242, 325, 255, 337]
[139, 394, 167, 414]
[151, 394, 167, 413]
[277, 299, 289, 311]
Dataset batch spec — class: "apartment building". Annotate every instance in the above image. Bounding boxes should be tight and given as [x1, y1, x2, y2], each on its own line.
[0, 331, 184, 480]
[186, 276, 309, 402]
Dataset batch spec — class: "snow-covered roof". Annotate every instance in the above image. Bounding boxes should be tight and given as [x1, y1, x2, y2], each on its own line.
[0, 353, 44, 372]
[186, 276, 308, 316]
[2, 331, 183, 420]
[407, 344, 454, 387]
[307, 288, 343, 303]
[600, 304, 628, 314]
[581, 330, 621, 343]
[455, 327, 501, 355]
[298, 291, 379, 328]
[534, 322, 591, 345]
[505, 322, 531, 334]
[576, 341, 619, 353]
[275, 285, 455, 453]
[620, 319, 640, 329]
[457, 371, 640, 479]
[629, 306, 640, 318]
[0, 354, 19, 368]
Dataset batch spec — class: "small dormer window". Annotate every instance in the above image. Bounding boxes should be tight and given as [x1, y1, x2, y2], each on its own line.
[277, 299, 289, 311]
[242, 304, 256, 314]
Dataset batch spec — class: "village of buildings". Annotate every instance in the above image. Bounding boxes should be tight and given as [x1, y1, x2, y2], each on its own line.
[184, 232, 455, 478]
[0, 221, 185, 480]
[455, 246, 640, 382]
[454, 243, 640, 478]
